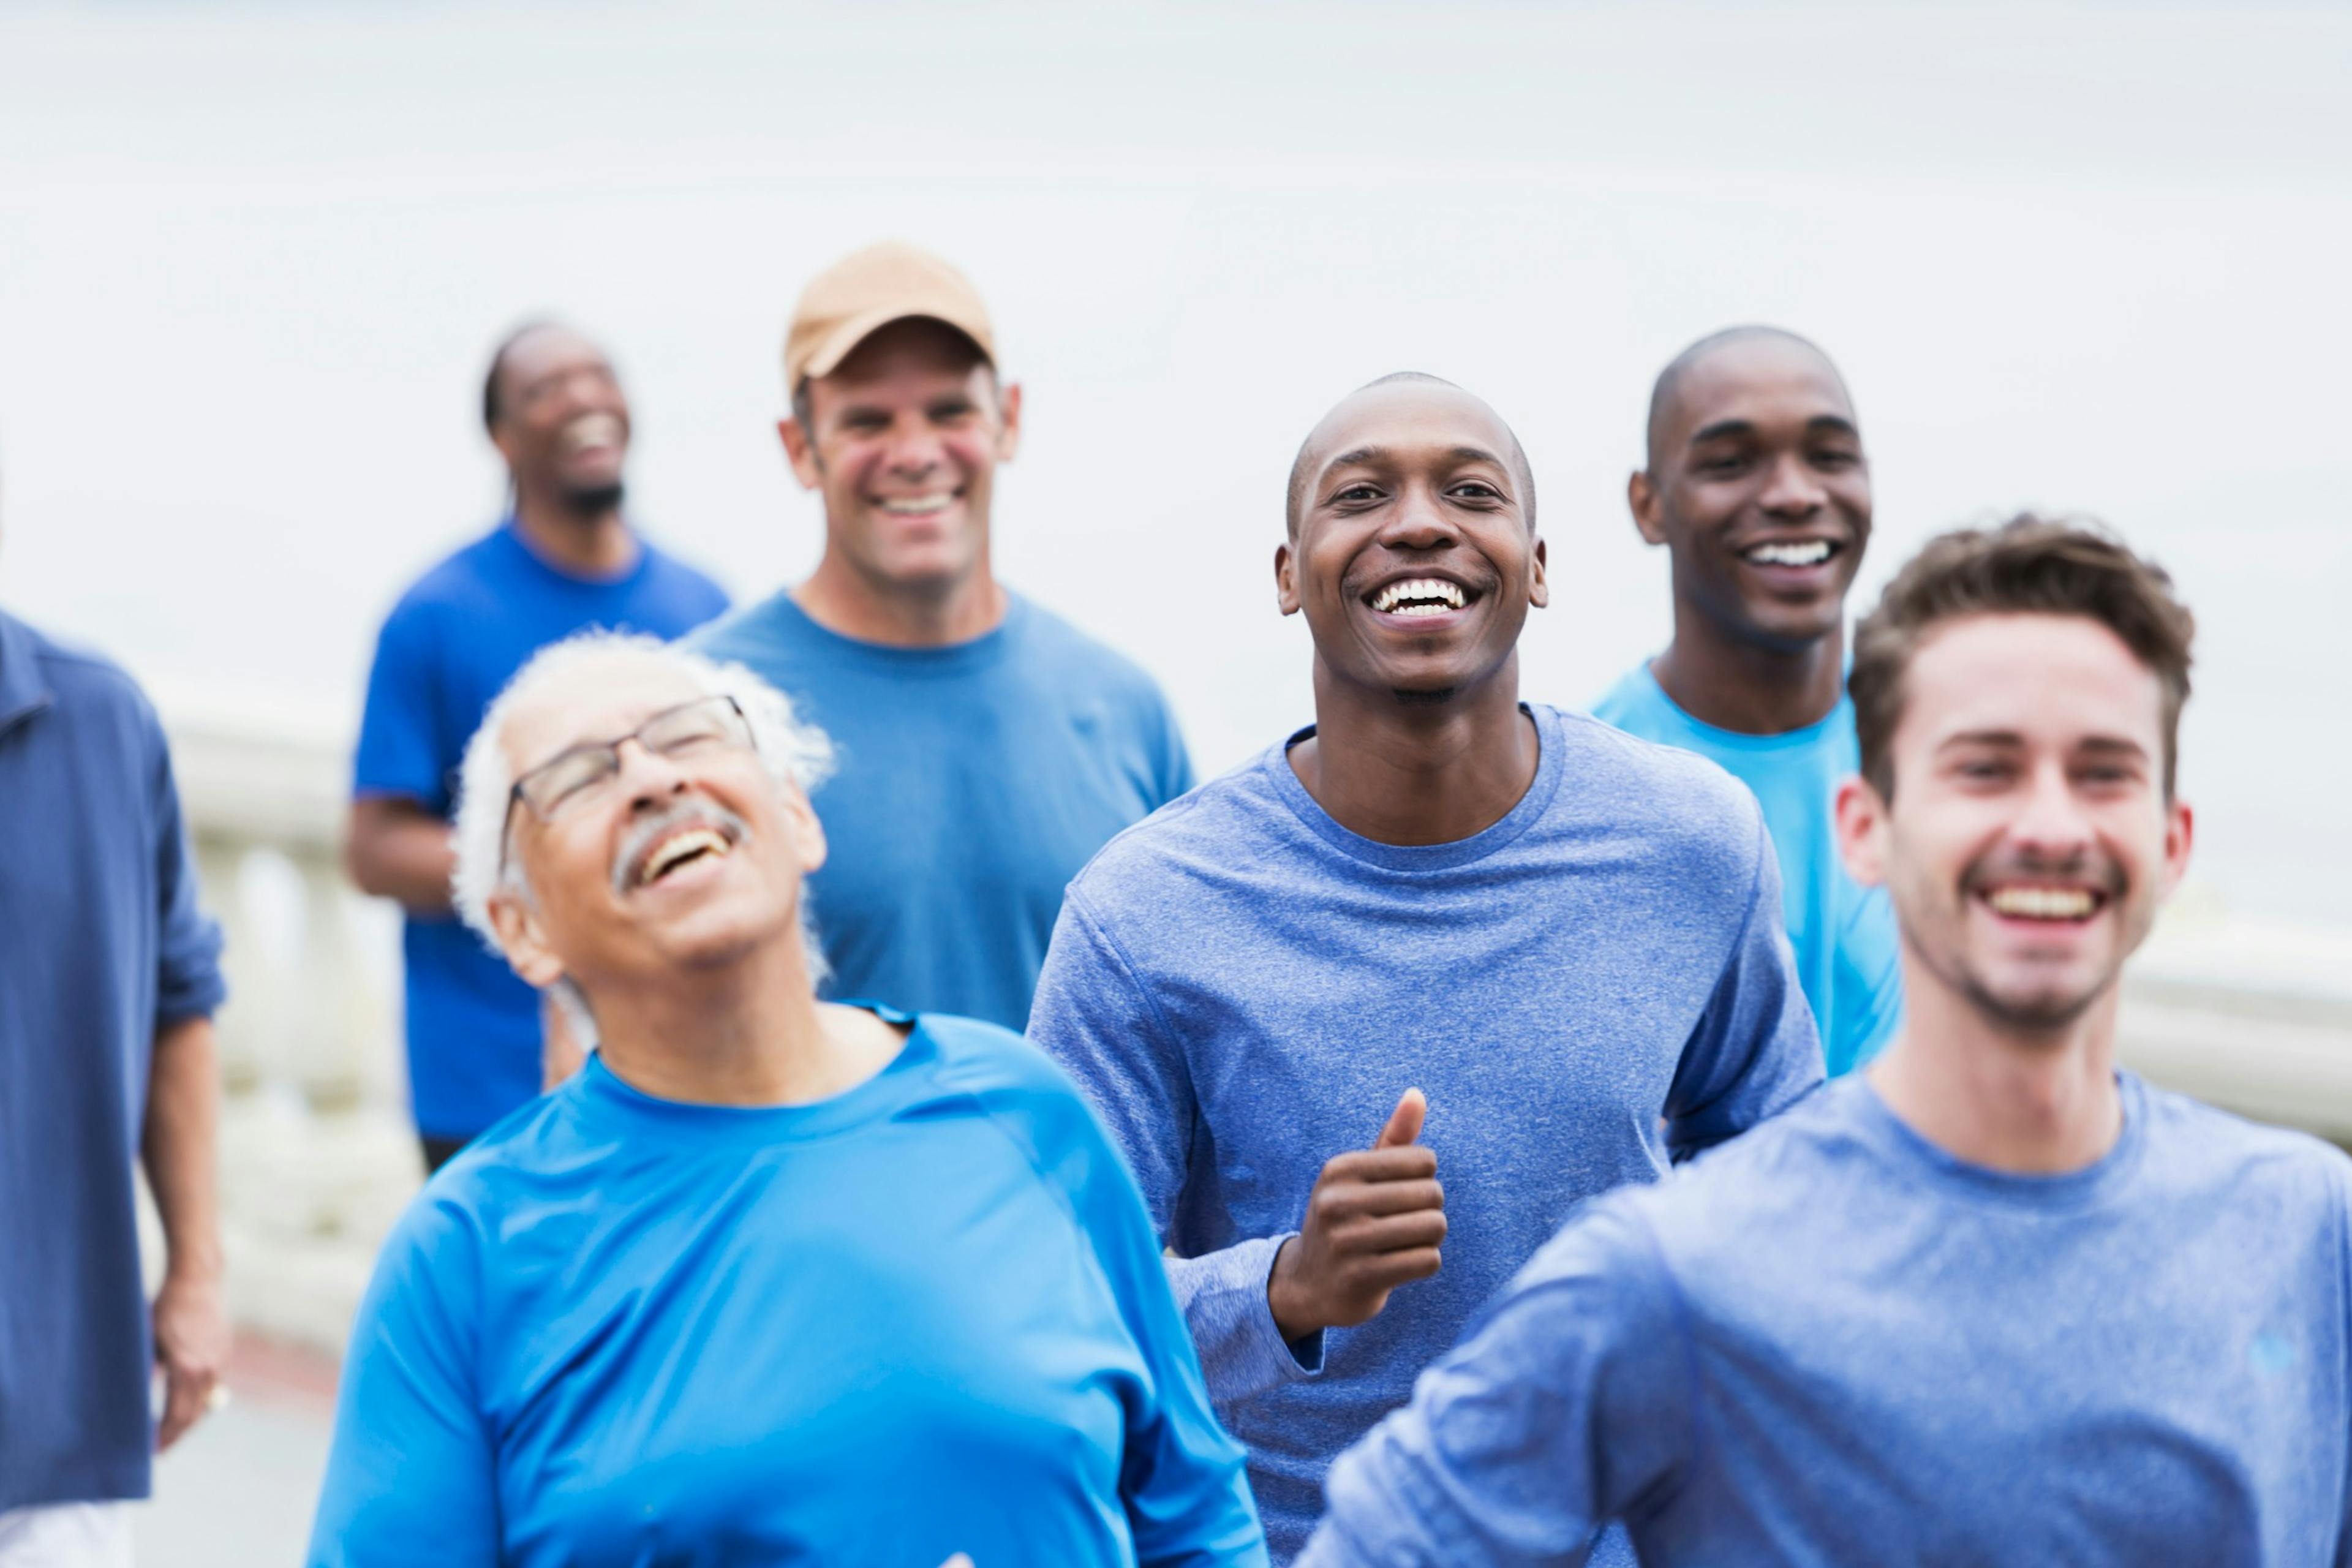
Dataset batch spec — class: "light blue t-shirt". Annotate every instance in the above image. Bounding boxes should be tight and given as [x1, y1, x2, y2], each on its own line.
[307, 1011, 1266, 1567]
[1593, 662, 1901, 1076]
[692, 591, 1193, 1031]
[353, 521, 729, 1138]
[1305, 1071, 2352, 1567]
[1029, 704, 1824, 1561]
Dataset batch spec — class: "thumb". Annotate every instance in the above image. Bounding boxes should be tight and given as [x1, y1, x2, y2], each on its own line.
[1374, 1087, 1427, 1149]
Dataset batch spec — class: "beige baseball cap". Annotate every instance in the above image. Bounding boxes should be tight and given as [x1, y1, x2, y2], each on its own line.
[783, 241, 997, 392]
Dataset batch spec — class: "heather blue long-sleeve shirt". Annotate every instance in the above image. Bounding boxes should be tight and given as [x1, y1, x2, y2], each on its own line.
[1028, 703, 1823, 1559]
[1305, 1071, 2352, 1566]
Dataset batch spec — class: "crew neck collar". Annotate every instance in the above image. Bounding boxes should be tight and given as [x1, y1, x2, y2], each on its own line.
[1845, 1068, 2149, 1213]
[500, 515, 648, 589]
[1263, 701, 1564, 873]
[1634, 659, 1850, 753]
[577, 1003, 930, 1142]
[773, 589, 1026, 674]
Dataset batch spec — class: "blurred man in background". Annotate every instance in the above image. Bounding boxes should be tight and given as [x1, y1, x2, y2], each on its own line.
[692, 241, 1193, 1031]
[1307, 521, 2352, 1566]
[1594, 326, 1902, 1076]
[345, 324, 728, 1170]
[1, 508, 228, 1562]
[1030, 374, 1820, 1561]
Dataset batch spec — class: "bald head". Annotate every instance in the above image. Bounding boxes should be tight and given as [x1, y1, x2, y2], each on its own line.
[1287, 372, 1536, 538]
[1645, 326, 1850, 477]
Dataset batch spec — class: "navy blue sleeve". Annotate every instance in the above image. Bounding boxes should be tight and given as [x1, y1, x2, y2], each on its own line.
[308, 1199, 500, 1567]
[353, 598, 450, 810]
[1300, 1199, 1694, 1567]
[143, 705, 225, 1025]
[1016, 1054, 1269, 1566]
[1662, 804, 1824, 1158]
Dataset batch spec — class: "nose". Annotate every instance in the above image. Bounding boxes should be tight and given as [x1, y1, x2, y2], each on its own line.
[1376, 482, 1460, 551]
[2007, 756, 2096, 863]
[882, 414, 946, 479]
[1757, 451, 1827, 519]
[613, 739, 692, 810]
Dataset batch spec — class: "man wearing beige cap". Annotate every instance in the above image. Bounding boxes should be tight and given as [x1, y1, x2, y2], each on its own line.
[692, 241, 1193, 1029]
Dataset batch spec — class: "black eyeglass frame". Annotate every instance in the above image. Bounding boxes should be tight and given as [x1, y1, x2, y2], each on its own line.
[494, 693, 754, 882]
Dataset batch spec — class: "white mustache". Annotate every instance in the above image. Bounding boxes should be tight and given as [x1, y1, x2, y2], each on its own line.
[610, 801, 749, 895]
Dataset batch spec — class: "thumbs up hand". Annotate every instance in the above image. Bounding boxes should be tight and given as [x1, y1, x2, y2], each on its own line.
[1267, 1088, 1447, 1343]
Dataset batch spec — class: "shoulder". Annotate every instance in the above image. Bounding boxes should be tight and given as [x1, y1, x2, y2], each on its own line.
[1543, 703, 1765, 861]
[1063, 755, 1277, 910]
[917, 1013, 1117, 1154]
[12, 617, 156, 722]
[1010, 598, 1172, 710]
[2136, 1076, 2352, 1204]
[686, 587, 803, 664]
[1585, 663, 1660, 730]
[378, 529, 511, 630]
[633, 539, 729, 609]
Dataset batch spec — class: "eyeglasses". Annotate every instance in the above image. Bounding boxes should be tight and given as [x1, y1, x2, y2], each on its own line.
[497, 694, 754, 878]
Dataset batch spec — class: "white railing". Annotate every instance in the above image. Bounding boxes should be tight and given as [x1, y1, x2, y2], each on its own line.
[156, 701, 2352, 1354]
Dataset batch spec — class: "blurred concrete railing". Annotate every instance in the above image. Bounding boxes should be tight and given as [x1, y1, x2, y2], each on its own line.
[154, 700, 2352, 1354]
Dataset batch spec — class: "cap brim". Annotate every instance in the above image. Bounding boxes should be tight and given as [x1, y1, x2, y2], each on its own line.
[799, 305, 995, 384]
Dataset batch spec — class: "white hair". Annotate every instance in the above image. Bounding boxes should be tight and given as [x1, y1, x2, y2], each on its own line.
[450, 631, 838, 1019]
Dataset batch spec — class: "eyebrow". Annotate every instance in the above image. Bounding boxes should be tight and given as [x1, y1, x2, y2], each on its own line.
[1936, 730, 2151, 758]
[1324, 443, 1508, 473]
[1687, 413, 1860, 446]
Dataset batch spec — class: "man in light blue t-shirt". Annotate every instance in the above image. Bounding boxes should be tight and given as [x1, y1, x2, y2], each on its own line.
[1031, 374, 1821, 1561]
[1308, 519, 2352, 1567]
[693, 242, 1189, 1031]
[349, 323, 728, 1169]
[1595, 326, 1899, 1076]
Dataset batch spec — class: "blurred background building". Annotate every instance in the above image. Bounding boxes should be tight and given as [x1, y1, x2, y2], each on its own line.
[1, 2, 2346, 1560]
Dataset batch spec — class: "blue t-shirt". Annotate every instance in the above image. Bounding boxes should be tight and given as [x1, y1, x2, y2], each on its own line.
[690, 591, 1193, 1030]
[0, 609, 226, 1512]
[1593, 662, 1901, 1076]
[1306, 1071, 2352, 1567]
[352, 522, 728, 1139]
[1028, 704, 1824, 1561]
[307, 1011, 1266, 1567]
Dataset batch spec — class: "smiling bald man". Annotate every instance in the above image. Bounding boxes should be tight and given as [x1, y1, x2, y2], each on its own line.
[1028, 374, 1823, 1562]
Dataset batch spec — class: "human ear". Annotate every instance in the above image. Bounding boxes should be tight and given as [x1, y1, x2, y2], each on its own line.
[777, 785, 830, 876]
[1275, 541, 1301, 616]
[2155, 799, 2195, 902]
[993, 380, 1023, 462]
[1834, 774, 1890, 888]
[1527, 535, 1550, 609]
[779, 415, 823, 492]
[1627, 470, 1670, 547]
[489, 888, 567, 990]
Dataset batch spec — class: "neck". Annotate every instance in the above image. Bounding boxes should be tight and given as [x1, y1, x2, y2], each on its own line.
[586, 934, 889, 1107]
[794, 550, 1006, 647]
[1289, 655, 1537, 845]
[512, 489, 636, 578]
[1650, 606, 1845, 735]
[1865, 953, 2124, 1174]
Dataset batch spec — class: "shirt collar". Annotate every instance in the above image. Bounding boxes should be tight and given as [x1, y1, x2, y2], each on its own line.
[0, 609, 56, 735]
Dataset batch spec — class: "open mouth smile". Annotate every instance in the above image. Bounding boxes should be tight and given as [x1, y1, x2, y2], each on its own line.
[559, 413, 625, 456]
[1978, 883, 2106, 924]
[872, 491, 959, 517]
[1365, 576, 1478, 619]
[628, 824, 737, 891]
[1740, 538, 1841, 568]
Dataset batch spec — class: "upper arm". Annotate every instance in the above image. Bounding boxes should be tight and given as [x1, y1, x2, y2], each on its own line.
[308, 1205, 500, 1567]
[1308, 1200, 1696, 1566]
[353, 602, 450, 809]
[1663, 806, 1823, 1158]
[1027, 890, 1197, 1235]
[143, 703, 225, 1025]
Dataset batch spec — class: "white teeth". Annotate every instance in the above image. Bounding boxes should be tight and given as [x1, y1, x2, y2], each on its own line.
[1746, 540, 1834, 567]
[560, 413, 624, 454]
[876, 494, 954, 516]
[1371, 578, 1469, 614]
[1986, 886, 2097, 921]
[638, 827, 730, 887]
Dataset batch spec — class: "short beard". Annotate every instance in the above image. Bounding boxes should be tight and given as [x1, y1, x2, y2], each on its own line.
[1390, 687, 1457, 707]
[557, 478, 625, 519]
[1956, 967, 2111, 1038]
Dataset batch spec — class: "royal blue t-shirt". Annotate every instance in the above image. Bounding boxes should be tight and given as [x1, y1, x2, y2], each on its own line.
[691, 591, 1193, 1030]
[352, 522, 726, 1139]
[0, 609, 226, 1512]
[1028, 704, 1823, 1561]
[307, 1011, 1267, 1567]
[1307, 1071, 2352, 1566]
[1593, 663, 1901, 1076]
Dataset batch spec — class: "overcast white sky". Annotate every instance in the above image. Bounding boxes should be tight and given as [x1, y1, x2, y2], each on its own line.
[1, 1, 2346, 921]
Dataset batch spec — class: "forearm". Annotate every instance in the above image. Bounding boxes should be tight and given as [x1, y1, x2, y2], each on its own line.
[144, 1015, 223, 1284]
[1166, 1236, 1324, 1405]
[345, 801, 458, 913]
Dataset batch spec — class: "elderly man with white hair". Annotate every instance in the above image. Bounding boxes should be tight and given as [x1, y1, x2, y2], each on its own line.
[306, 631, 1266, 1568]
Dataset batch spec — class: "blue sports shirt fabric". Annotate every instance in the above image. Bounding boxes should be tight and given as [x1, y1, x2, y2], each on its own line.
[1305, 1071, 2352, 1567]
[352, 521, 727, 1138]
[307, 1011, 1267, 1567]
[0, 609, 226, 1511]
[1028, 704, 1823, 1561]
[1593, 662, 1901, 1076]
[690, 591, 1193, 1030]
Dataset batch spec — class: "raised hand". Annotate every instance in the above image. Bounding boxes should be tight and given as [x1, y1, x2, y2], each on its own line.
[1267, 1088, 1446, 1342]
